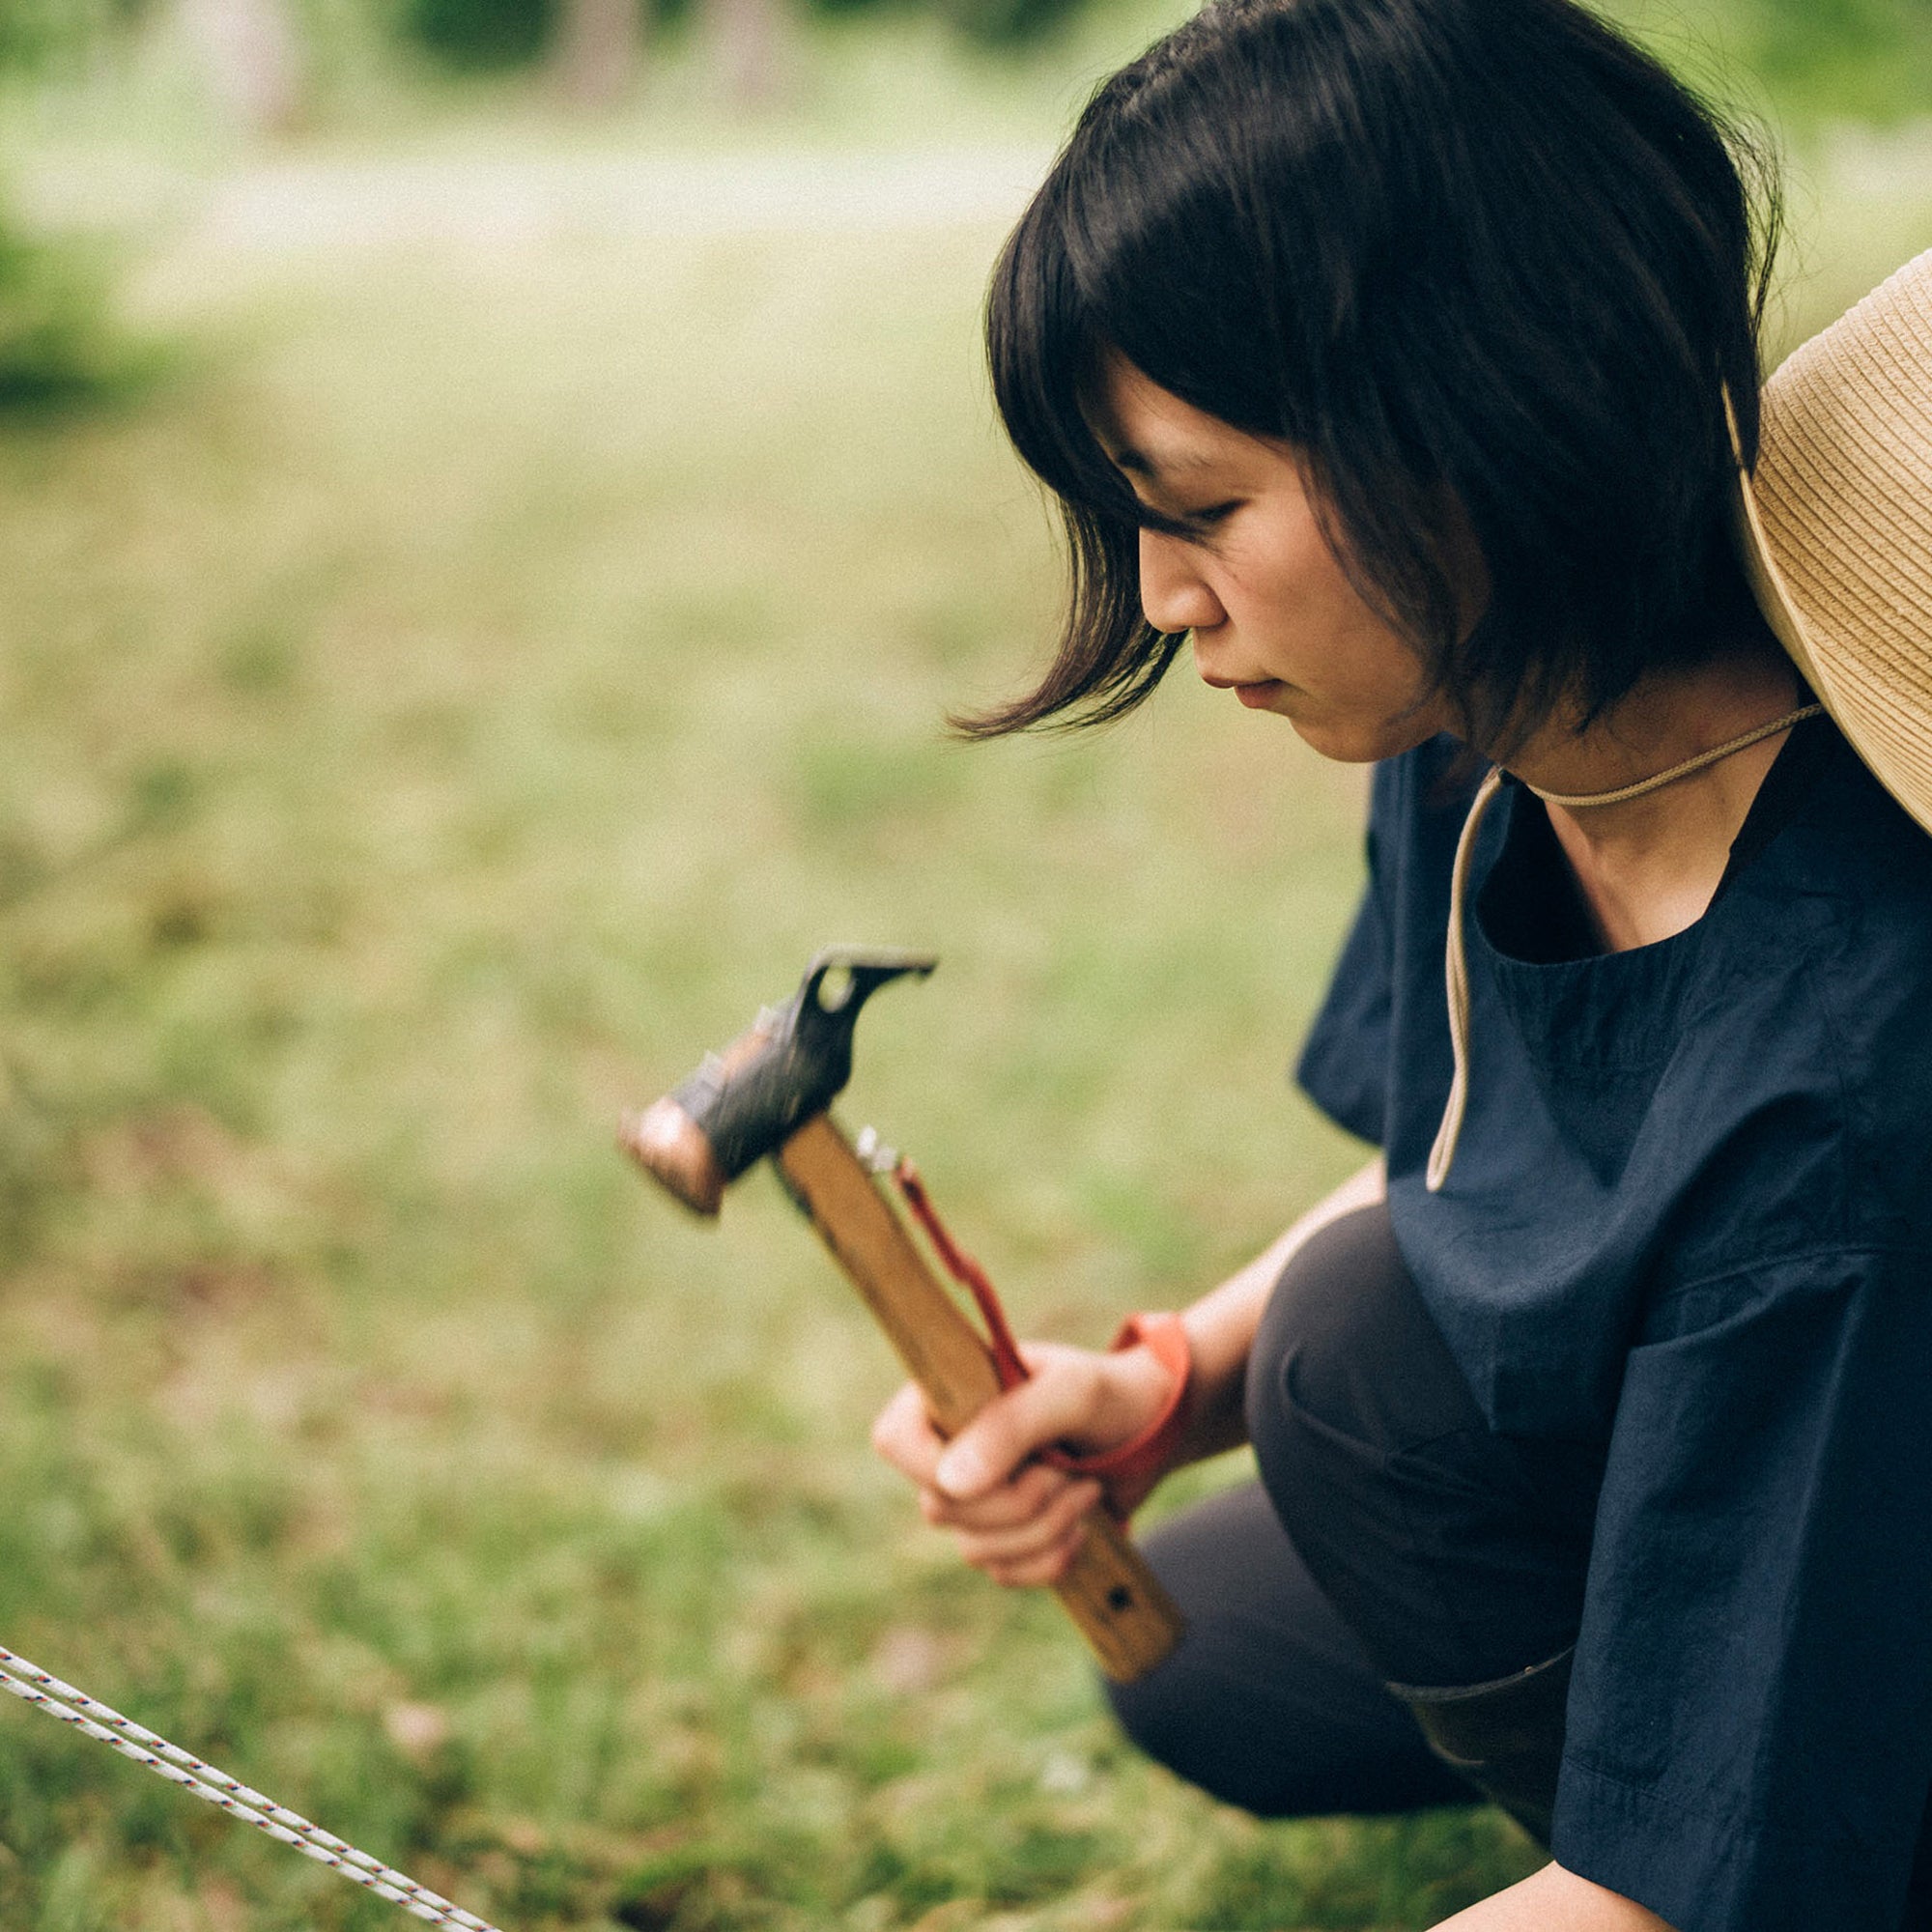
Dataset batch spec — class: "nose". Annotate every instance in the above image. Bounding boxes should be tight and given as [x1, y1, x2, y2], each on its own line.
[1138, 527, 1224, 638]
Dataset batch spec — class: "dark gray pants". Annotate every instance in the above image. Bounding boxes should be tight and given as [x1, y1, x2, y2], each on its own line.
[1105, 1203, 1596, 1817]
[1103, 1206, 1932, 1922]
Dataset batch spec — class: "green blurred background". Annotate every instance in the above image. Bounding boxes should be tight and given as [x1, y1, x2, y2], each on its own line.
[0, 2, 1926, 1926]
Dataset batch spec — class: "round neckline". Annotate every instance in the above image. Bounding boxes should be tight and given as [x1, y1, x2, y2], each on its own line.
[1475, 713, 1840, 973]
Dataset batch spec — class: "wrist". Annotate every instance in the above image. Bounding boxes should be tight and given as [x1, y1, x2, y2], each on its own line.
[1050, 1313, 1191, 1509]
[1100, 1333, 1183, 1439]
[1173, 1296, 1252, 1460]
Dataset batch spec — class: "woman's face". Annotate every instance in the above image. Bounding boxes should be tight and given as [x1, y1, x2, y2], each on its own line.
[1092, 355, 1468, 763]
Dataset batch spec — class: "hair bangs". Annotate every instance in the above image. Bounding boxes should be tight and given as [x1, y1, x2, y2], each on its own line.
[986, 183, 1139, 533]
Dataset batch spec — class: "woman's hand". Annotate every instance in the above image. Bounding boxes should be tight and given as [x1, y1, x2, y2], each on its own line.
[1431, 1864, 1675, 1931]
[869, 1338, 1181, 1587]
[872, 1160, 1387, 1589]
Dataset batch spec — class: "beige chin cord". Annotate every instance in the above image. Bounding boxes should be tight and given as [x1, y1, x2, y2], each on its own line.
[1424, 703, 1824, 1193]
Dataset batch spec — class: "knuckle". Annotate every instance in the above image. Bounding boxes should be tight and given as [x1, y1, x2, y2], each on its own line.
[871, 1392, 916, 1449]
[1015, 1462, 1063, 1507]
[974, 1492, 1023, 1532]
[1049, 1527, 1087, 1578]
[1062, 1479, 1103, 1523]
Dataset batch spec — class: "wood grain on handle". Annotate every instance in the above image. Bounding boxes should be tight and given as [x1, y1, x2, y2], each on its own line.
[774, 1113, 1186, 1684]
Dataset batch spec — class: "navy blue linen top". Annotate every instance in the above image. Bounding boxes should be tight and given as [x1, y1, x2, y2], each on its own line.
[1296, 717, 1932, 1932]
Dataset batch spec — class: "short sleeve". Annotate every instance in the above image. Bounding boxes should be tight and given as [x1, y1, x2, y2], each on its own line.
[1295, 826, 1392, 1147]
[1552, 1248, 1932, 1932]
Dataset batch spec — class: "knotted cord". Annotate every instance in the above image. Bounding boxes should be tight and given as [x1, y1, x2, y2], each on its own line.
[0, 1642, 502, 1931]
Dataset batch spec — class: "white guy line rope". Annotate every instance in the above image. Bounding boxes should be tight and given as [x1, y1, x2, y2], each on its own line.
[0, 1643, 503, 1931]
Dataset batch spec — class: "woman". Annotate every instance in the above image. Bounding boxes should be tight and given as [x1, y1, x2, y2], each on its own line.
[868, 1, 1932, 1927]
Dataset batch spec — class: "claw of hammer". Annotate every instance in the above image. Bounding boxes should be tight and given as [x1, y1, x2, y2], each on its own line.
[620, 948, 936, 1215]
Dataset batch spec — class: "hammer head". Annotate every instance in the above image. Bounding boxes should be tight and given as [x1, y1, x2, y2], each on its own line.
[622, 947, 937, 1215]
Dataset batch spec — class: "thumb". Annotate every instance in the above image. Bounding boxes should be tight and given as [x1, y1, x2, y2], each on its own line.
[933, 1353, 1095, 1500]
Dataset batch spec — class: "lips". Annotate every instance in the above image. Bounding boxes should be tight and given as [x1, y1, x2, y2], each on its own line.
[1198, 666, 1289, 708]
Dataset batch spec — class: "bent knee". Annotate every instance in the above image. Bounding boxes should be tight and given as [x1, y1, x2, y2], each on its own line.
[1244, 1204, 1485, 1551]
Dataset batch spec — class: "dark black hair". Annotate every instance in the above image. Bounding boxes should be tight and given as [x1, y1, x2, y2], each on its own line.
[966, 0, 1780, 744]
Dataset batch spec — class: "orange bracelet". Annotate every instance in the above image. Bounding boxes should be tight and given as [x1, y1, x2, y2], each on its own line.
[1052, 1311, 1193, 1496]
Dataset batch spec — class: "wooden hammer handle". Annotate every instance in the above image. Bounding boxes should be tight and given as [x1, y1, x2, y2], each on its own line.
[774, 1112, 1186, 1684]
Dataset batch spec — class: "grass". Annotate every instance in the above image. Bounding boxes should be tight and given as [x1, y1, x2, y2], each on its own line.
[0, 42, 1927, 1932]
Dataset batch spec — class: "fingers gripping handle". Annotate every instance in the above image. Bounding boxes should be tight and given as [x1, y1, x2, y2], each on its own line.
[773, 1115, 1186, 1684]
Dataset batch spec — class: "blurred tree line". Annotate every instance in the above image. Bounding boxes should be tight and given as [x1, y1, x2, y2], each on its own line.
[309, 0, 1932, 104]
[0, 0, 1927, 409]
[0, 0, 1920, 140]
[0, 0, 1111, 132]
[0, 2, 139, 407]
[0, 0, 1900, 117]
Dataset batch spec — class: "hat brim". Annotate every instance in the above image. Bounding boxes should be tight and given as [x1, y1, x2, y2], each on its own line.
[1734, 461, 1932, 838]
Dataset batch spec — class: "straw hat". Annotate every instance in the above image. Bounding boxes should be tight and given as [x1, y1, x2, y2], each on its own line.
[1737, 246, 1932, 837]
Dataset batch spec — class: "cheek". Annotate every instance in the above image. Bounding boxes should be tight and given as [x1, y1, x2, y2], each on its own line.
[1276, 580, 1429, 705]
[1291, 553, 1430, 698]
[1340, 629, 1435, 706]
[1244, 514, 1383, 640]
[1230, 498, 1435, 705]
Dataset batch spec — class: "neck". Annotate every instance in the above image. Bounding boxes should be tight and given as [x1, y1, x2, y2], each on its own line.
[1499, 640, 1809, 952]
[1506, 634, 1805, 803]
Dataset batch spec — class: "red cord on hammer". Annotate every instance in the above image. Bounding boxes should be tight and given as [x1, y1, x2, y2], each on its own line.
[887, 1157, 1193, 1505]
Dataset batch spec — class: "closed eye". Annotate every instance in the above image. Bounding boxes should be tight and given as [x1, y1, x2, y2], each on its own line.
[1169, 499, 1243, 545]
[1132, 498, 1244, 540]
[1185, 500, 1242, 533]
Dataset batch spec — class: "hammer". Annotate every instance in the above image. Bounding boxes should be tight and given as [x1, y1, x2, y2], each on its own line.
[621, 948, 1185, 1683]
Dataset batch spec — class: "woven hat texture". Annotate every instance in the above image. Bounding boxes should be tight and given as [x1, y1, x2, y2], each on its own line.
[1739, 247, 1932, 835]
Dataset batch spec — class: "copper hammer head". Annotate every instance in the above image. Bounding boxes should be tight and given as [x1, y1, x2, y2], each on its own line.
[621, 948, 937, 1214]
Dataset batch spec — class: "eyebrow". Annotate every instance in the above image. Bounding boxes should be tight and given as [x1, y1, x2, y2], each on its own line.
[1105, 440, 1222, 481]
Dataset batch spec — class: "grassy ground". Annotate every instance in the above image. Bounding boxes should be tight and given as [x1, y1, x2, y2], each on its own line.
[0, 46, 1928, 1932]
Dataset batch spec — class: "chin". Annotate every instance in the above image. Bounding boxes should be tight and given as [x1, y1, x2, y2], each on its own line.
[1287, 712, 1441, 765]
